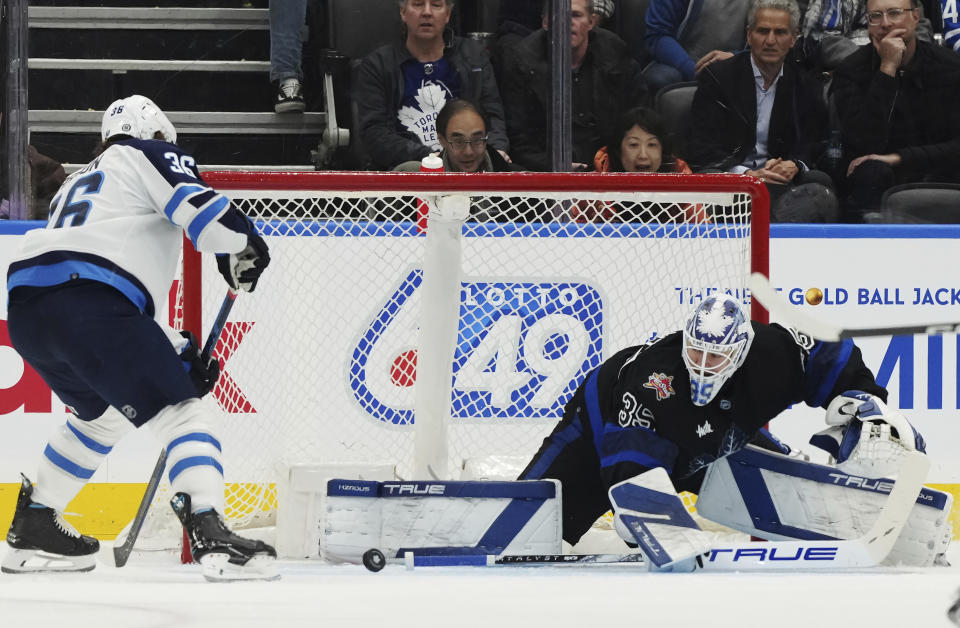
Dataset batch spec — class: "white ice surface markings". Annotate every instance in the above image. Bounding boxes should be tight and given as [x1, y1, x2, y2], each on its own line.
[1, 542, 959, 628]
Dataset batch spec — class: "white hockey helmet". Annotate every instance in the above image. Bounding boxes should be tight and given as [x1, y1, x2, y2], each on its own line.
[681, 297, 754, 406]
[101, 95, 177, 143]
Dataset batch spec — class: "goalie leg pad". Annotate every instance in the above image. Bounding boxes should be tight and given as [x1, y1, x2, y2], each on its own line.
[697, 445, 951, 566]
[609, 468, 712, 571]
[322, 479, 562, 563]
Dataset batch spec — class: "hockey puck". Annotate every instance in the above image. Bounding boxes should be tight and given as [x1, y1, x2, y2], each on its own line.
[363, 549, 386, 573]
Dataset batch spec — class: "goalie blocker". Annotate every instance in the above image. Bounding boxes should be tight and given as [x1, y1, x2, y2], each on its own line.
[323, 479, 562, 562]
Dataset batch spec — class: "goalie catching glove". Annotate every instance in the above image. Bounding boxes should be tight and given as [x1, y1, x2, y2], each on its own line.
[216, 215, 270, 293]
[810, 390, 926, 477]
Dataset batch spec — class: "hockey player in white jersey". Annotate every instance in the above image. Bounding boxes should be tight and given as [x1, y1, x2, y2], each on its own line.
[2, 95, 276, 580]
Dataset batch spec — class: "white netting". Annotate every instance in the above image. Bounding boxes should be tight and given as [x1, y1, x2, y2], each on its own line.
[156, 172, 764, 534]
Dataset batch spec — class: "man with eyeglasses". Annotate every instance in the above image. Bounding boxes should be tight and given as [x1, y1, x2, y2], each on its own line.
[830, 0, 960, 221]
[395, 99, 518, 172]
[798, 0, 934, 71]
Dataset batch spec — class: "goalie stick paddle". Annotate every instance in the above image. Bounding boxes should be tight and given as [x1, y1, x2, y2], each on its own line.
[113, 290, 237, 568]
[750, 272, 960, 341]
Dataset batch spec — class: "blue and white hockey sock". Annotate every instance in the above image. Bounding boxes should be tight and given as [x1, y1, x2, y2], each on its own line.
[148, 398, 225, 514]
[33, 410, 133, 511]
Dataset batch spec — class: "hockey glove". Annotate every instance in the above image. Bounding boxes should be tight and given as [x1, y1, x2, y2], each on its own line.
[608, 468, 712, 572]
[179, 331, 221, 397]
[812, 390, 926, 477]
[217, 229, 270, 293]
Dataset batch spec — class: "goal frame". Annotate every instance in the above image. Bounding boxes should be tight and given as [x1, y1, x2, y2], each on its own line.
[166, 170, 770, 555]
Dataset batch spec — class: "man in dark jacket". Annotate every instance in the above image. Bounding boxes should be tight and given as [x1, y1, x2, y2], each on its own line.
[500, 0, 648, 171]
[353, 0, 509, 171]
[831, 0, 960, 221]
[688, 0, 838, 222]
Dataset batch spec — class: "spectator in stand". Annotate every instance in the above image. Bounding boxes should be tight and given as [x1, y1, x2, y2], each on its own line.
[28, 145, 66, 220]
[643, 0, 753, 94]
[354, 0, 509, 171]
[0, 145, 66, 220]
[395, 99, 517, 172]
[831, 0, 960, 221]
[799, 0, 933, 70]
[270, 0, 307, 113]
[689, 0, 840, 223]
[799, 0, 872, 69]
[593, 106, 692, 174]
[941, 0, 960, 52]
[500, 0, 647, 171]
[577, 106, 707, 222]
[491, 0, 543, 82]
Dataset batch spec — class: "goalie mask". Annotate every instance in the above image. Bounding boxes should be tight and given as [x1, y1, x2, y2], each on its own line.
[682, 297, 754, 406]
[101, 95, 177, 144]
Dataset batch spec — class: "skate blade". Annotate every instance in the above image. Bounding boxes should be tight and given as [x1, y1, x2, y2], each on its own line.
[1, 547, 97, 574]
[199, 552, 280, 582]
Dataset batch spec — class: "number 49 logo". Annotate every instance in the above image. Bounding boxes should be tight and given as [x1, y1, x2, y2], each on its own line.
[350, 269, 603, 425]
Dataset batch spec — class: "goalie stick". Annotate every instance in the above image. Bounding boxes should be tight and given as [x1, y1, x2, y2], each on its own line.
[401, 552, 647, 568]
[750, 272, 960, 341]
[113, 289, 237, 568]
[388, 450, 929, 572]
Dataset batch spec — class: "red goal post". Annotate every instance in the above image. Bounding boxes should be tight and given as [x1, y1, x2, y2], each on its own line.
[172, 171, 769, 535]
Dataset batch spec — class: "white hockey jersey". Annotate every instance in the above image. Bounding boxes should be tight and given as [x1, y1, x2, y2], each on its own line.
[6, 138, 248, 319]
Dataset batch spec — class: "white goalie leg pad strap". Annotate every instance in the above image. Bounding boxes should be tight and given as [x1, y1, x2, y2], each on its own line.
[323, 479, 562, 563]
[608, 468, 712, 572]
[33, 408, 134, 511]
[146, 398, 224, 514]
[696, 445, 951, 566]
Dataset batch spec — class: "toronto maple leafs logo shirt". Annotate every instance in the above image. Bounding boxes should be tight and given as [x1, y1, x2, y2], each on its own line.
[398, 58, 461, 151]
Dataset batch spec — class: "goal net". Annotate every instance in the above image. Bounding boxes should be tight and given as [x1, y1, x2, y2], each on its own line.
[160, 171, 767, 544]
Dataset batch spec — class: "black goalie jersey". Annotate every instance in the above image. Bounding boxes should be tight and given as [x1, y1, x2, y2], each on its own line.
[520, 321, 886, 544]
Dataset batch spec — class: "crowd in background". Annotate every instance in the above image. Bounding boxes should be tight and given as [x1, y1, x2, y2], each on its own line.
[307, 0, 958, 224]
[9, 0, 959, 224]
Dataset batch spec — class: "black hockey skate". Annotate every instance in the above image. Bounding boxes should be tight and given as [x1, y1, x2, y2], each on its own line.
[2, 474, 99, 573]
[171, 492, 279, 582]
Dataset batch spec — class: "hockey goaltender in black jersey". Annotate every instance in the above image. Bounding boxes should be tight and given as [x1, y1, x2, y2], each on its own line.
[520, 296, 887, 545]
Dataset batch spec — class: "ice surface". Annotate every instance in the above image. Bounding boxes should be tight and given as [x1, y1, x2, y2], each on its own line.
[1, 541, 959, 628]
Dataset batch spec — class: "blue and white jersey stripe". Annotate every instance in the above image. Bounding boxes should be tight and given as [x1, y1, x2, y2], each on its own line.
[6, 138, 247, 320]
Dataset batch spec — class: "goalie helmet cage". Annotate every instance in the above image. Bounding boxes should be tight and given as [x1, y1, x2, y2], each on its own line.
[172, 171, 769, 534]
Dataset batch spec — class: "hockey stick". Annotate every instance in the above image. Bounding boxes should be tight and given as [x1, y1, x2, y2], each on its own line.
[394, 451, 929, 572]
[399, 552, 646, 568]
[200, 289, 238, 366]
[112, 289, 238, 568]
[111, 449, 167, 567]
[750, 272, 960, 341]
